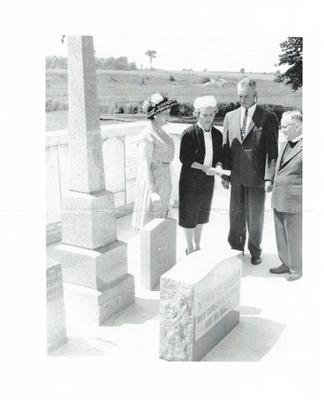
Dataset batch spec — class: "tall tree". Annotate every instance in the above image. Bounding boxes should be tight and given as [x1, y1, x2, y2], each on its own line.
[275, 37, 303, 91]
[145, 50, 157, 70]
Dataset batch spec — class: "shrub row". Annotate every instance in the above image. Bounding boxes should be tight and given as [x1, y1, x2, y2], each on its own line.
[171, 102, 293, 122]
[46, 99, 293, 122]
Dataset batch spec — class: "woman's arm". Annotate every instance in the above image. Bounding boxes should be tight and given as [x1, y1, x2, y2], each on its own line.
[138, 138, 155, 191]
[205, 131, 230, 177]
[138, 138, 162, 208]
[180, 129, 207, 171]
[191, 161, 208, 171]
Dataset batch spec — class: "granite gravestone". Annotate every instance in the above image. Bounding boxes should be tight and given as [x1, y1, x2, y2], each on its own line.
[141, 218, 177, 290]
[47, 257, 67, 353]
[159, 250, 242, 361]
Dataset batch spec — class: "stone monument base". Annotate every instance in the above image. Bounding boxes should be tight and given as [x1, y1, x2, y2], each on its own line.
[62, 190, 117, 250]
[63, 273, 135, 325]
[55, 241, 128, 290]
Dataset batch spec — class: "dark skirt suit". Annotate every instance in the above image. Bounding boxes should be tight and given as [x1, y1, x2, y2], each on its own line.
[179, 124, 224, 228]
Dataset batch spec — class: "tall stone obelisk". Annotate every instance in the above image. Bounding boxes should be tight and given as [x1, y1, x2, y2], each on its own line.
[56, 36, 135, 324]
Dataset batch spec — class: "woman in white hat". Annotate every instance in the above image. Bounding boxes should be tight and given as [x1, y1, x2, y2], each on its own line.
[132, 93, 178, 230]
[179, 95, 226, 254]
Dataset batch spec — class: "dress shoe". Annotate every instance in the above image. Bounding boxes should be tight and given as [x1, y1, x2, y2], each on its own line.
[185, 248, 195, 256]
[251, 256, 262, 265]
[269, 264, 290, 274]
[286, 272, 301, 281]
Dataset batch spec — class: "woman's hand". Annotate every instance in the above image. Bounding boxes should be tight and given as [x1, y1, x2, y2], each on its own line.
[214, 165, 225, 176]
[264, 181, 273, 193]
[205, 167, 217, 176]
[191, 162, 209, 172]
[150, 191, 162, 210]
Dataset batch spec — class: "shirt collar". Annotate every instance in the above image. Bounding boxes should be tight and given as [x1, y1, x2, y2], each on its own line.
[241, 103, 257, 117]
[197, 121, 211, 132]
[291, 134, 302, 143]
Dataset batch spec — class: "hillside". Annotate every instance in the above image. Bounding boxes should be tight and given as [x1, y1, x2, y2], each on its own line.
[46, 69, 302, 130]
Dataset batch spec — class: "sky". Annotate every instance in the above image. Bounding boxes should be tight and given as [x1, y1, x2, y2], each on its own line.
[46, 34, 288, 73]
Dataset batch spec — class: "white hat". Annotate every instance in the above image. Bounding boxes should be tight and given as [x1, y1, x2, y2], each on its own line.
[194, 95, 217, 110]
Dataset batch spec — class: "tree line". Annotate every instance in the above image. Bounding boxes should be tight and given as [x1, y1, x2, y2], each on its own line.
[46, 37, 302, 92]
[46, 55, 137, 70]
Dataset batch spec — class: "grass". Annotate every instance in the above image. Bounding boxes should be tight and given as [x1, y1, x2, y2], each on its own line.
[46, 69, 302, 131]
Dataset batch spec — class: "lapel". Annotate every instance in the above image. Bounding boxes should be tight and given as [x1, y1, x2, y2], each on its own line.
[280, 138, 303, 170]
[243, 105, 261, 141]
[276, 142, 287, 173]
[210, 126, 217, 164]
[194, 123, 205, 156]
[234, 108, 242, 143]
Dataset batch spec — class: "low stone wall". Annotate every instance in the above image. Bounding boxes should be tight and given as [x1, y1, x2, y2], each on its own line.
[46, 121, 190, 244]
[46, 120, 282, 245]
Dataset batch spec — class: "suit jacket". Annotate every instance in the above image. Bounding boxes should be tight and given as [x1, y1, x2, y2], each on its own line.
[179, 124, 224, 169]
[271, 139, 302, 214]
[223, 105, 278, 188]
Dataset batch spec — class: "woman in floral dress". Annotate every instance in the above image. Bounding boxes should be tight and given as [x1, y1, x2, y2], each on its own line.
[132, 93, 177, 230]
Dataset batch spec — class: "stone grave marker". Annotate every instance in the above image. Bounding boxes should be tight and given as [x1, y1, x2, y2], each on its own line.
[47, 257, 67, 353]
[159, 250, 242, 361]
[141, 218, 177, 290]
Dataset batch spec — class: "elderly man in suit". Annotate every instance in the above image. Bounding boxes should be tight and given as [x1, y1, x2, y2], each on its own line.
[270, 111, 302, 281]
[223, 77, 278, 265]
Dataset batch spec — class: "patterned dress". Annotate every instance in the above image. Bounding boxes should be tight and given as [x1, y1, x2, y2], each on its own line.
[132, 126, 175, 230]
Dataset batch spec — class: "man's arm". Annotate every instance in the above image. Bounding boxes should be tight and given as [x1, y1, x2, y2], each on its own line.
[222, 114, 232, 171]
[264, 112, 278, 182]
[221, 114, 231, 188]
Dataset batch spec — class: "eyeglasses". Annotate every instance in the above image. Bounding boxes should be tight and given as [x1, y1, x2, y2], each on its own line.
[279, 123, 296, 129]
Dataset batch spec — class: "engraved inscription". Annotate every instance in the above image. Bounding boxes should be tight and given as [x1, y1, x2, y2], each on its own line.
[195, 269, 241, 340]
[101, 285, 135, 316]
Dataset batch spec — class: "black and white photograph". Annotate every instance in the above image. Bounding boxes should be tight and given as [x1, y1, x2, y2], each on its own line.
[1, 1, 323, 399]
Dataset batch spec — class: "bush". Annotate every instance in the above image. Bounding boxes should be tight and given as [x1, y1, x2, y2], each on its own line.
[177, 102, 194, 116]
[110, 102, 141, 114]
[169, 101, 293, 121]
[216, 102, 240, 118]
[259, 104, 293, 122]
[128, 104, 139, 114]
[169, 101, 238, 118]
[116, 105, 125, 114]
[199, 76, 211, 84]
[169, 103, 180, 116]
[46, 97, 294, 122]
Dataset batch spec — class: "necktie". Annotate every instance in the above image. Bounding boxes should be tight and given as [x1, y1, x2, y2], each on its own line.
[288, 141, 297, 148]
[241, 109, 248, 140]
[281, 141, 296, 166]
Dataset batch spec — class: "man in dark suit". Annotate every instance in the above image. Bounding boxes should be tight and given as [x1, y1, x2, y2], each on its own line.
[223, 78, 278, 264]
[270, 111, 302, 281]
